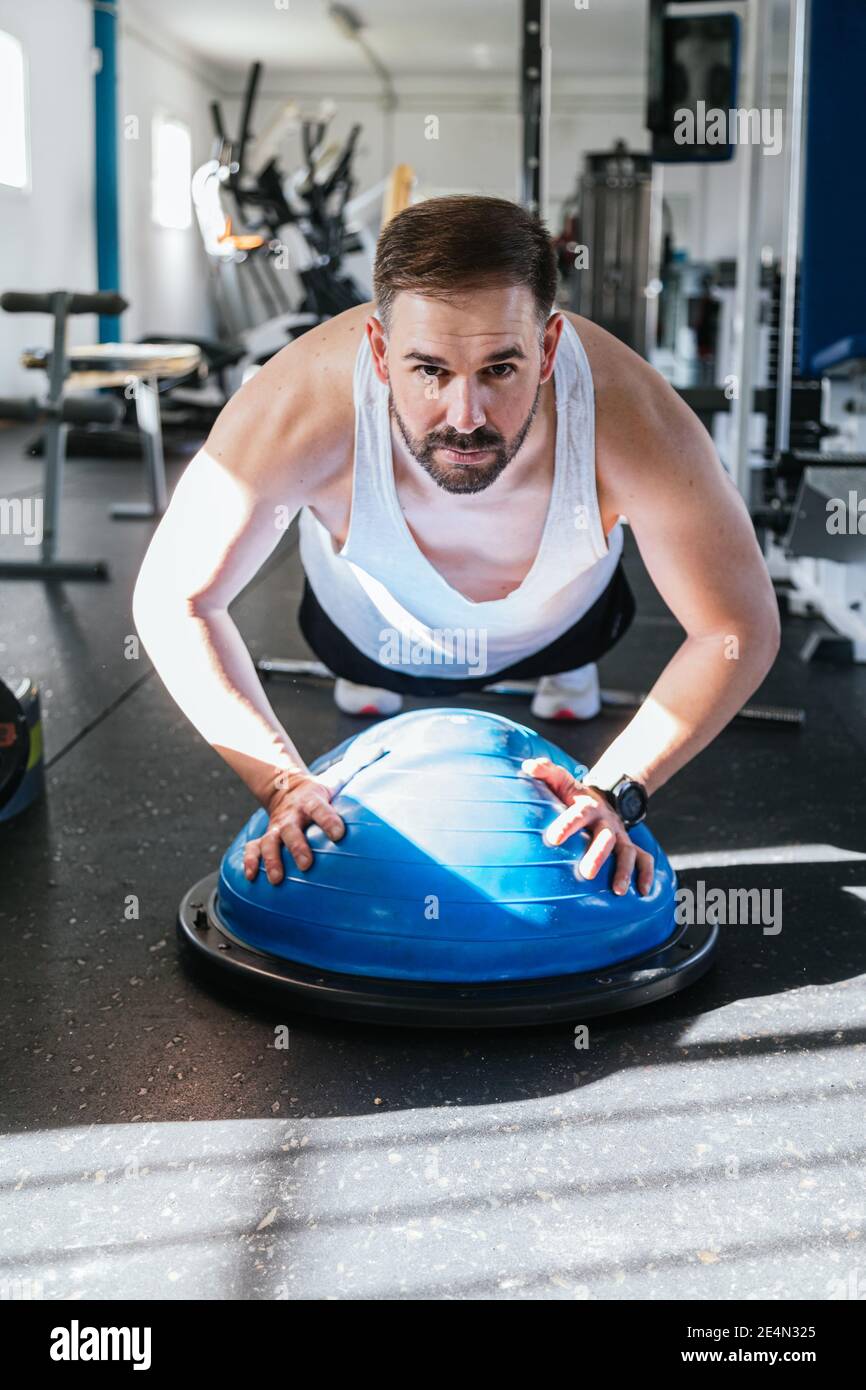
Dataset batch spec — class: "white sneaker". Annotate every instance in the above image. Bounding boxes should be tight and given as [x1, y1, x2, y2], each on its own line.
[530, 664, 601, 721]
[334, 677, 403, 718]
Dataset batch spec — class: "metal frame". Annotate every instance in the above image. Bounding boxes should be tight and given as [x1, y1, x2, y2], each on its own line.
[520, 0, 550, 221]
[42, 294, 70, 565]
[775, 0, 810, 455]
[727, 0, 771, 500]
[110, 377, 169, 520]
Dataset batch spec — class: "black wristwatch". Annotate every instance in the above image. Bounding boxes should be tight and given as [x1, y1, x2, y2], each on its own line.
[589, 775, 648, 829]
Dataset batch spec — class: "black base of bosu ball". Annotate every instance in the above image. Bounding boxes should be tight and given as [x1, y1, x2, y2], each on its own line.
[178, 872, 718, 1028]
[176, 709, 719, 1029]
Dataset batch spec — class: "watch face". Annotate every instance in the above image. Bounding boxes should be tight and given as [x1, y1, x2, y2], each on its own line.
[620, 785, 645, 823]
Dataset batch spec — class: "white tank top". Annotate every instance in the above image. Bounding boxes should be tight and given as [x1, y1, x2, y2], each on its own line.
[298, 315, 623, 681]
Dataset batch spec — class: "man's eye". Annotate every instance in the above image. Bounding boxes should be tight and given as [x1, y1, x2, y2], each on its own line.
[413, 363, 514, 380]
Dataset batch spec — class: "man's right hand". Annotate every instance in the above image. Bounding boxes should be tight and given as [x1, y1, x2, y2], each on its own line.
[243, 774, 346, 883]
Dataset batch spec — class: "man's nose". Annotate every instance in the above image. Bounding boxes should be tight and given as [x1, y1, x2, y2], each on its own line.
[445, 378, 486, 434]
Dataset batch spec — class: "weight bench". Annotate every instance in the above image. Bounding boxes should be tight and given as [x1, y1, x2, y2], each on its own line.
[0, 290, 127, 579]
[20, 339, 201, 520]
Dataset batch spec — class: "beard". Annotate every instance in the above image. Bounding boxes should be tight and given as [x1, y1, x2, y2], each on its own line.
[389, 382, 541, 495]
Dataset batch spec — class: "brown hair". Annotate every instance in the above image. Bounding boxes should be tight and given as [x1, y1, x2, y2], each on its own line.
[373, 195, 557, 333]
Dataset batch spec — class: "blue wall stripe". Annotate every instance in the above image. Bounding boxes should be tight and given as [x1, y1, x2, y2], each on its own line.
[93, 3, 121, 342]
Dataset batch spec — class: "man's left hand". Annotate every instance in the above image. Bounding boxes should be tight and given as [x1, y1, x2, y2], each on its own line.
[521, 757, 654, 897]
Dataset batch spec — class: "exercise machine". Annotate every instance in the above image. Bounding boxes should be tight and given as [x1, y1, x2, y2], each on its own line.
[758, 0, 866, 661]
[648, 0, 866, 661]
[557, 140, 663, 360]
[199, 61, 367, 356]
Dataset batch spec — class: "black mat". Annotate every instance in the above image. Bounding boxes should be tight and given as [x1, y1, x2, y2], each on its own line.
[1, 433, 864, 1300]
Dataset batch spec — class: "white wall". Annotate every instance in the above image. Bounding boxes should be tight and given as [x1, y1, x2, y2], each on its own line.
[117, 10, 220, 341]
[0, 0, 96, 395]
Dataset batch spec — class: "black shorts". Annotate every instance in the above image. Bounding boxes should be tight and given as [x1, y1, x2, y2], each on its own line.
[298, 560, 636, 697]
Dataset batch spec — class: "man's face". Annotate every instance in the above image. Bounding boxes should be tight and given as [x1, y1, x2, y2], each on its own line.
[367, 285, 562, 495]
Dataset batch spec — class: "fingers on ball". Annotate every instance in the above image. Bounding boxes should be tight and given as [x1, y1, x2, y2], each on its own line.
[637, 849, 655, 895]
[544, 801, 592, 845]
[612, 840, 637, 895]
[311, 805, 344, 841]
[577, 824, 617, 878]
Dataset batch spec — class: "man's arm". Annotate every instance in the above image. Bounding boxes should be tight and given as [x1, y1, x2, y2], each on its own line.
[582, 324, 781, 797]
[526, 318, 780, 896]
[131, 315, 356, 806]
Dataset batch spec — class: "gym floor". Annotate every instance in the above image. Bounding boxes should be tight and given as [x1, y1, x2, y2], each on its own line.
[1, 430, 865, 1302]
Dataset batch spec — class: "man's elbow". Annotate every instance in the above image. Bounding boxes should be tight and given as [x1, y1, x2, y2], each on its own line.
[132, 566, 220, 641]
[741, 603, 781, 674]
[767, 606, 782, 660]
[131, 569, 166, 653]
[132, 566, 188, 644]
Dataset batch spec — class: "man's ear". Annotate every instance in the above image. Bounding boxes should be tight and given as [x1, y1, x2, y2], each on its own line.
[540, 312, 564, 384]
[366, 316, 389, 384]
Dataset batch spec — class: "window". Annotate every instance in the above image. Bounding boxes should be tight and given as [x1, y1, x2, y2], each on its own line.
[0, 30, 29, 190]
[152, 115, 192, 229]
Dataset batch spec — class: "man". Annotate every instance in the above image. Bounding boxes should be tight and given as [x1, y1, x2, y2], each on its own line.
[133, 196, 780, 898]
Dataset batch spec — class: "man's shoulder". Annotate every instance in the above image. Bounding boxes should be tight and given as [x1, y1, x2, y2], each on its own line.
[559, 310, 652, 398]
[560, 309, 698, 443]
[257, 300, 374, 415]
[557, 310, 714, 520]
[204, 303, 375, 494]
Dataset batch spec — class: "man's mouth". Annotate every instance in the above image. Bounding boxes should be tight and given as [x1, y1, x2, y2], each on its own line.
[436, 445, 496, 463]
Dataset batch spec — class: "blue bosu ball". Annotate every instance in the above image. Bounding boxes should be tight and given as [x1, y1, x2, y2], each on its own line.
[215, 708, 679, 983]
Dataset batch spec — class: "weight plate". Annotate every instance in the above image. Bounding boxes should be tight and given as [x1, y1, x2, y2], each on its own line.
[0, 678, 30, 810]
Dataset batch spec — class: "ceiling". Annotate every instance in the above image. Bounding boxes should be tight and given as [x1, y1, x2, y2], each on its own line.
[127, 0, 792, 81]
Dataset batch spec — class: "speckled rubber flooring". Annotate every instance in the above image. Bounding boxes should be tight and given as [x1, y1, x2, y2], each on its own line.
[1, 430, 864, 1300]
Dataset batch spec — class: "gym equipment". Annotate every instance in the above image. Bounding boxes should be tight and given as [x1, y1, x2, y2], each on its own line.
[51, 334, 233, 461]
[0, 677, 45, 823]
[0, 290, 126, 579]
[20, 341, 202, 518]
[598, 686, 804, 728]
[557, 141, 663, 359]
[256, 657, 806, 728]
[763, 0, 866, 661]
[121, 61, 357, 430]
[709, 0, 866, 661]
[781, 466, 866, 567]
[191, 154, 318, 352]
[178, 708, 718, 1028]
[636, 1, 866, 661]
[202, 61, 368, 348]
